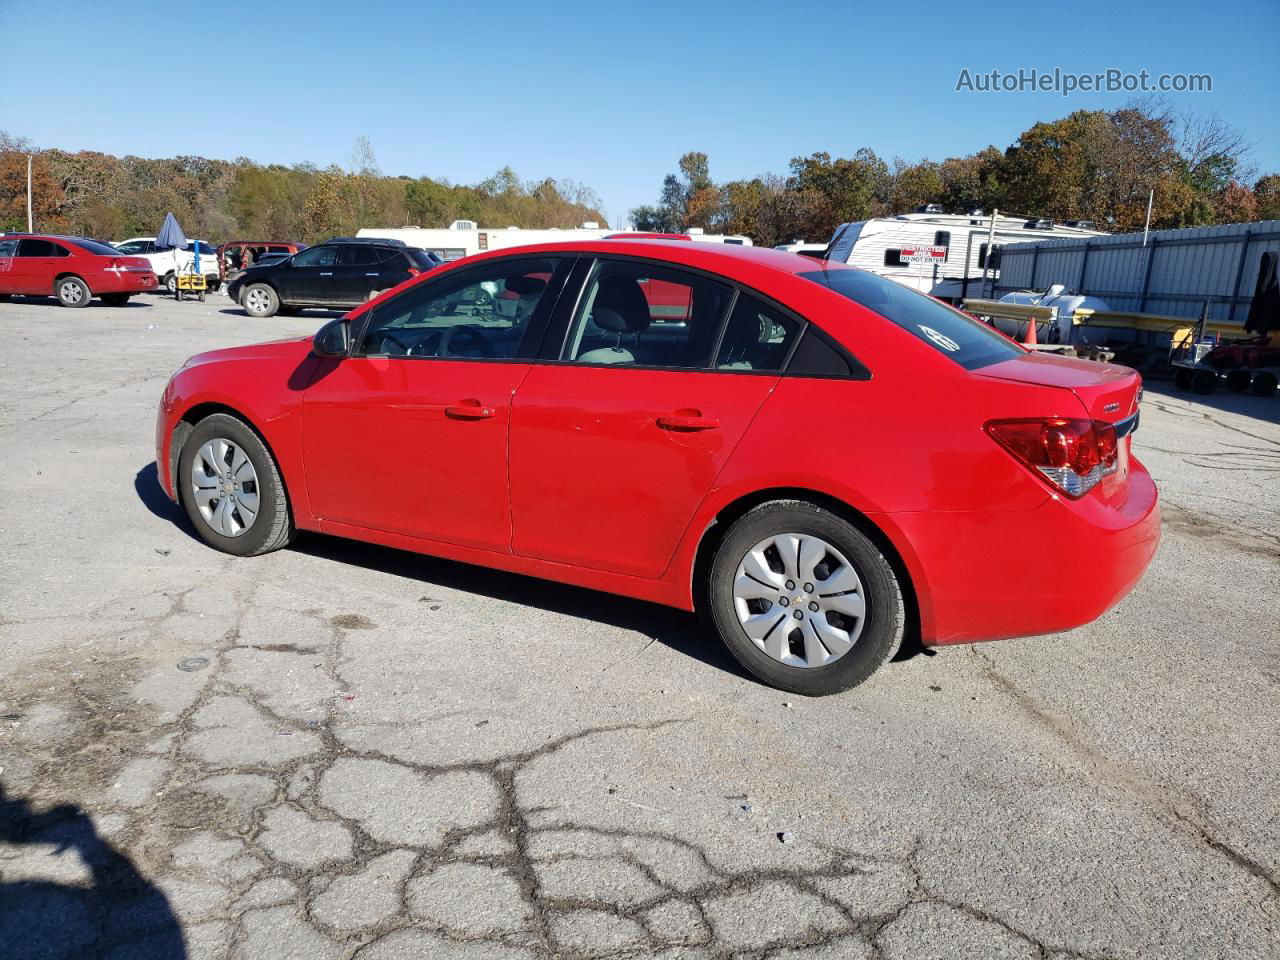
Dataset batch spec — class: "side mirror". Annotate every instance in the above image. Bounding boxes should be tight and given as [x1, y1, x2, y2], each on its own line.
[312, 319, 350, 358]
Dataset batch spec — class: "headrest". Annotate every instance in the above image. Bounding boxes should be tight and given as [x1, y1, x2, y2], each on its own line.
[592, 276, 650, 333]
[506, 275, 546, 297]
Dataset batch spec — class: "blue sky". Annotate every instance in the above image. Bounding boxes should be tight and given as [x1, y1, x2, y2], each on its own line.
[2, 0, 1277, 227]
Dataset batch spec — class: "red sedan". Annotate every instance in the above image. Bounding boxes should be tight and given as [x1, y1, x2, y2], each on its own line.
[0, 234, 157, 306]
[155, 241, 1159, 695]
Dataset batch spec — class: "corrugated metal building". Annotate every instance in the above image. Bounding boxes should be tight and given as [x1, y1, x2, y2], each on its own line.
[992, 220, 1280, 326]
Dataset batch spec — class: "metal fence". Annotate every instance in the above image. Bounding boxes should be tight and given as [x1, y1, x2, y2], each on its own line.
[993, 220, 1280, 325]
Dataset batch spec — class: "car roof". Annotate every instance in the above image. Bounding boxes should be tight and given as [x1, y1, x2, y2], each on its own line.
[453, 238, 847, 279]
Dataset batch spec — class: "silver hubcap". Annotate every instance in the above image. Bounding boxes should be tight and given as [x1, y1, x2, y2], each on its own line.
[733, 533, 866, 668]
[60, 281, 83, 303]
[190, 438, 260, 537]
[245, 288, 269, 313]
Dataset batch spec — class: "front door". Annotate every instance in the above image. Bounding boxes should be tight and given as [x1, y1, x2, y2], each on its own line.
[12, 237, 71, 295]
[508, 258, 803, 579]
[278, 244, 338, 303]
[300, 255, 569, 550]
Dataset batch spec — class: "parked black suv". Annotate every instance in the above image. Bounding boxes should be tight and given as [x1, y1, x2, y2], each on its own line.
[228, 239, 437, 317]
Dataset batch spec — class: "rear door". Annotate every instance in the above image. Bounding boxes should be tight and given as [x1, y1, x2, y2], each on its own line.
[508, 257, 804, 578]
[0, 237, 17, 293]
[331, 245, 384, 304]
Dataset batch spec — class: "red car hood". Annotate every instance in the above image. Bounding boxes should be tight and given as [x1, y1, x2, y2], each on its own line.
[185, 336, 313, 368]
[975, 352, 1141, 422]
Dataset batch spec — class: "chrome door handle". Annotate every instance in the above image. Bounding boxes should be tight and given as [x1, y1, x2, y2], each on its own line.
[365, 272, 380, 277]
[319, 271, 333, 276]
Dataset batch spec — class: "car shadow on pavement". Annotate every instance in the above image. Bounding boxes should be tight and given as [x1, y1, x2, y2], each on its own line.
[0, 784, 186, 960]
[1144, 380, 1280, 426]
[134, 461, 923, 678]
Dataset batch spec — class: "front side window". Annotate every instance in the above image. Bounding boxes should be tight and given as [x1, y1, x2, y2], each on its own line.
[799, 266, 1023, 370]
[291, 245, 338, 267]
[560, 260, 732, 368]
[715, 295, 800, 371]
[357, 257, 561, 360]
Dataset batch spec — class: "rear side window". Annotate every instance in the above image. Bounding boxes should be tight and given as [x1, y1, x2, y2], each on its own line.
[69, 238, 125, 256]
[337, 245, 382, 266]
[799, 267, 1022, 370]
[715, 295, 800, 371]
[0, 238, 17, 256]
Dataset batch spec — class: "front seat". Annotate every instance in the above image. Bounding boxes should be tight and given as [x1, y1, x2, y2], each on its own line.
[578, 276, 650, 364]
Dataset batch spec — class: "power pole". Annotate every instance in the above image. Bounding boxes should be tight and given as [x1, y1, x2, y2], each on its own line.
[27, 155, 34, 232]
[1142, 188, 1154, 246]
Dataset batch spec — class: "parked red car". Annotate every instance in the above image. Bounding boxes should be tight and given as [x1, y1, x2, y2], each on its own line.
[155, 241, 1159, 695]
[0, 234, 157, 306]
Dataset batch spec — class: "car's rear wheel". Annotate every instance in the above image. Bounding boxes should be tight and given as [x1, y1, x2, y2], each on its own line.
[242, 283, 279, 318]
[101, 293, 130, 306]
[164, 272, 177, 294]
[55, 276, 91, 308]
[178, 413, 294, 557]
[708, 501, 903, 696]
[1252, 372, 1278, 397]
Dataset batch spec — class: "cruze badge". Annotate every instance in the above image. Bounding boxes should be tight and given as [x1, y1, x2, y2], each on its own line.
[1104, 402, 1120, 413]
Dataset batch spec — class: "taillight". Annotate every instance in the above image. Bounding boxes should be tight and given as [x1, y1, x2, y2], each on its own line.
[986, 418, 1119, 498]
[406, 267, 421, 276]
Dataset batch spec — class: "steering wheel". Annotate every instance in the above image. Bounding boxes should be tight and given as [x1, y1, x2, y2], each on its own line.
[372, 329, 419, 355]
[438, 325, 497, 359]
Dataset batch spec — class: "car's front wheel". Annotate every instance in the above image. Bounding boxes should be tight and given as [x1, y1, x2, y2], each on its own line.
[242, 283, 279, 318]
[178, 413, 294, 557]
[708, 501, 903, 696]
[55, 276, 91, 308]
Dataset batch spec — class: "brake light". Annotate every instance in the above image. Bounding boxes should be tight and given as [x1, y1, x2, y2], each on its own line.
[986, 418, 1119, 498]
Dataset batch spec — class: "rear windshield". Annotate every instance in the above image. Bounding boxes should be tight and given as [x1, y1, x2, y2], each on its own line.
[68, 238, 126, 257]
[798, 268, 1023, 370]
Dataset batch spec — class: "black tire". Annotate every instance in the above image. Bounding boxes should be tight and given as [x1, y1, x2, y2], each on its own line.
[1225, 369, 1252, 393]
[707, 501, 904, 696]
[1251, 372, 1278, 398]
[55, 275, 91, 308]
[1191, 369, 1218, 395]
[164, 272, 177, 294]
[1173, 367, 1194, 391]
[242, 282, 280, 318]
[101, 293, 131, 307]
[177, 413, 294, 557]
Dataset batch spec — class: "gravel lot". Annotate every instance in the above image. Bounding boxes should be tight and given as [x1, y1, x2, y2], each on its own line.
[1, 291, 1277, 960]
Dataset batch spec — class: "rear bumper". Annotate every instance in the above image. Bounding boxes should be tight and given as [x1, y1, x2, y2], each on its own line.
[893, 456, 1160, 646]
[96, 270, 158, 293]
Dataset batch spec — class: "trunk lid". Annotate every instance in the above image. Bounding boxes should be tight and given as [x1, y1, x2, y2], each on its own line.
[977, 352, 1141, 424]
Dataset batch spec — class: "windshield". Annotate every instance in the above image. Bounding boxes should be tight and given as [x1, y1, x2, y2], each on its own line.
[69, 238, 128, 257]
[798, 267, 1023, 370]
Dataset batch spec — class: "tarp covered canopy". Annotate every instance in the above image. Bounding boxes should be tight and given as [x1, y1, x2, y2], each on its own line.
[155, 212, 187, 250]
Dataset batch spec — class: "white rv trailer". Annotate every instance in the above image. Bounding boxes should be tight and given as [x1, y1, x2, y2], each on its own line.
[356, 221, 751, 261]
[823, 207, 1107, 303]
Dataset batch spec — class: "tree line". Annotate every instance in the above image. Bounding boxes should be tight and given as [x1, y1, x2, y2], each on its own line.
[632, 104, 1280, 248]
[0, 134, 608, 242]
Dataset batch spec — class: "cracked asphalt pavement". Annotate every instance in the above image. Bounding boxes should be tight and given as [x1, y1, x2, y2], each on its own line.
[1, 294, 1277, 959]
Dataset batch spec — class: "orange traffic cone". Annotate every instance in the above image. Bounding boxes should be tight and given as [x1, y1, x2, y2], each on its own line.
[1023, 318, 1038, 346]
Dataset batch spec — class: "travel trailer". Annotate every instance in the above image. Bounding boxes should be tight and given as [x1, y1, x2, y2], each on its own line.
[356, 221, 751, 261]
[823, 206, 1107, 303]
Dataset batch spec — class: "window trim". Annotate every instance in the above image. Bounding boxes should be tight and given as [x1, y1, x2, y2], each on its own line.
[349, 255, 575, 363]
